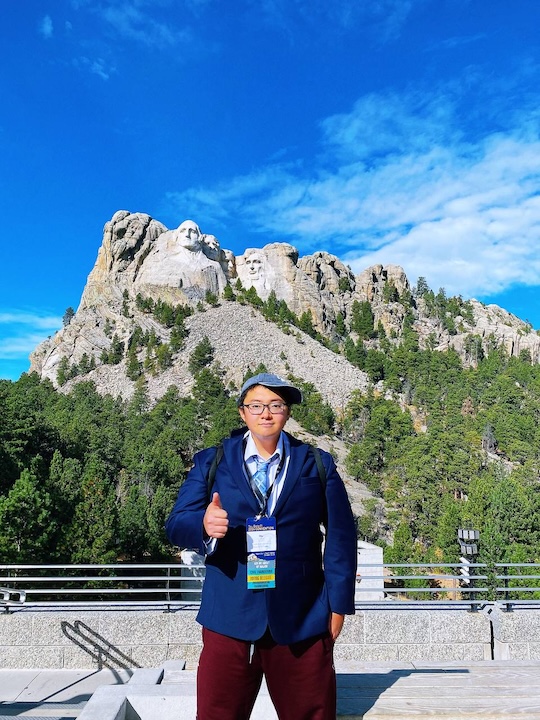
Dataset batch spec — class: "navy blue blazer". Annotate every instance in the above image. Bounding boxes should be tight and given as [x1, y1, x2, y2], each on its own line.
[165, 430, 357, 644]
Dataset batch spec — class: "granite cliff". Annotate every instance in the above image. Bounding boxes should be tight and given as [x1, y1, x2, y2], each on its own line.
[30, 210, 540, 408]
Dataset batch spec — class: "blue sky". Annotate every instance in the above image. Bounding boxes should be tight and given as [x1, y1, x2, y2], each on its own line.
[1, 0, 540, 381]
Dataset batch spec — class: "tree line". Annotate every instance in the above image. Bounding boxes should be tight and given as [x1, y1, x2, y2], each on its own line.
[0, 350, 334, 564]
[4, 280, 540, 568]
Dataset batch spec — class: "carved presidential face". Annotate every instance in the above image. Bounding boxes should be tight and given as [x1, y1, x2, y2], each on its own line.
[245, 252, 265, 280]
[224, 249, 236, 276]
[201, 234, 220, 261]
[177, 220, 202, 251]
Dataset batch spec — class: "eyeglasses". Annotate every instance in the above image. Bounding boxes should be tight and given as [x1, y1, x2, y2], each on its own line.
[241, 402, 288, 415]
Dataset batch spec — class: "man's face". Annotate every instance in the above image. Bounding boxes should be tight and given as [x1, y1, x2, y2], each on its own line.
[245, 253, 263, 279]
[177, 221, 202, 251]
[239, 385, 290, 445]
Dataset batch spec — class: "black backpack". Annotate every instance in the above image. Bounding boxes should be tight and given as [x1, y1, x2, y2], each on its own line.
[206, 443, 327, 500]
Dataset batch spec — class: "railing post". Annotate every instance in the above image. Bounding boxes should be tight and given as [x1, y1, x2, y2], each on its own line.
[166, 566, 171, 613]
[502, 564, 513, 612]
[469, 563, 480, 613]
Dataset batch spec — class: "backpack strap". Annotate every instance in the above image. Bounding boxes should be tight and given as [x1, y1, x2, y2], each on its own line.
[207, 443, 224, 500]
[308, 445, 327, 489]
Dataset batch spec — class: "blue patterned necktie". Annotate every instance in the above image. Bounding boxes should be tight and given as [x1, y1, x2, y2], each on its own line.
[252, 458, 271, 496]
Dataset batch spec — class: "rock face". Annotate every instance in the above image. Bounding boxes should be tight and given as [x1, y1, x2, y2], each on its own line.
[80, 213, 230, 309]
[30, 210, 540, 404]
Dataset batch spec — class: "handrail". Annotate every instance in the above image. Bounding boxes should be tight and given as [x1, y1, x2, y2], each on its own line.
[1, 562, 540, 612]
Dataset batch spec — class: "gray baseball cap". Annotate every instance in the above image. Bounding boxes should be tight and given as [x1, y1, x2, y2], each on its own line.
[237, 372, 302, 406]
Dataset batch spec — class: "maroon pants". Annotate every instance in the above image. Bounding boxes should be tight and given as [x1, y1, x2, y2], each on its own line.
[196, 627, 336, 720]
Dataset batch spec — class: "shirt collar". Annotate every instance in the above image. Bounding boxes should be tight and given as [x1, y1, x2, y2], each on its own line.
[244, 430, 284, 463]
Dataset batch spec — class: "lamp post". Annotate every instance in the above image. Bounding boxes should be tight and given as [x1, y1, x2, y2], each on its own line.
[458, 528, 480, 611]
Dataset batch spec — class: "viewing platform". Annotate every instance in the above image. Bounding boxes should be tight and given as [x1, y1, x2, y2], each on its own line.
[3, 560, 540, 718]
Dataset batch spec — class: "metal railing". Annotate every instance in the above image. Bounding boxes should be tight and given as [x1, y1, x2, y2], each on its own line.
[2, 562, 540, 612]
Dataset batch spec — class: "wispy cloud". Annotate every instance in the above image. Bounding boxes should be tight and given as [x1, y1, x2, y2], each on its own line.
[72, 0, 197, 50]
[428, 33, 486, 51]
[251, 0, 415, 39]
[39, 14, 54, 39]
[99, 3, 194, 48]
[73, 56, 115, 80]
[0, 312, 63, 330]
[0, 311, 61, 360]
[0, 333, 56, 359]
[165, 67, 540, 299]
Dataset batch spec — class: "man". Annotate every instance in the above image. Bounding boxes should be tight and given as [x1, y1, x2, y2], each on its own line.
[166, 373, 357, 720]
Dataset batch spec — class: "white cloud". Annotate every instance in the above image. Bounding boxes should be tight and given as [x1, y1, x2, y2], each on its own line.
[95, 2, 195, 49]
[0, 333, 55, 359]
[319, 91, 460, 161]
[73, 56, 115, 80]
[0, 312, 63, 329]
[165, 71, 540, 300]
[0, 312, 61, 360]
[428, 33, 486, 51]
[39, 14, 54, 39]
[252, 0, 416, 38]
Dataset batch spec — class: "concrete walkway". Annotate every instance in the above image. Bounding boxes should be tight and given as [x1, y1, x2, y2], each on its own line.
[2, 661, 540, 719]
[336, 660, 540, 718]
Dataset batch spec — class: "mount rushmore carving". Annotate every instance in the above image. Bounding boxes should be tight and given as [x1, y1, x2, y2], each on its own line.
[78, 210, 378, 333]
[30, 210, 540, 390]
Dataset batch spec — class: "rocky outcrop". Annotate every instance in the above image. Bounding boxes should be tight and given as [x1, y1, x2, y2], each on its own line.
[79, 211, 166, 308]
[30, 210, 540, 401]
[80, 213, 231, 309]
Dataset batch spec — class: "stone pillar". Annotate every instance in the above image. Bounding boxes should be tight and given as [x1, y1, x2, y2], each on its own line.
[356, 541, 384, 602]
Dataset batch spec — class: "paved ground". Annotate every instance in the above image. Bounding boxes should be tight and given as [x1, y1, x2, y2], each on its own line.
[336, 660, 540, 718]
[2, 661, 540, 719]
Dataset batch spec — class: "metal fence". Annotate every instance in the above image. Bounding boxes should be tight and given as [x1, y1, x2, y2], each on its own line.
[2, 562, 540, 612]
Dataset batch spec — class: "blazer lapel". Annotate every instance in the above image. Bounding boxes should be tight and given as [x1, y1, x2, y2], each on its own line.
[223, 432, 260, 511]
[273, 437, 310, 515]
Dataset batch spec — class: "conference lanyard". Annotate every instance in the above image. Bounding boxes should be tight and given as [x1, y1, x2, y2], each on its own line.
[244, 452, 285, 516]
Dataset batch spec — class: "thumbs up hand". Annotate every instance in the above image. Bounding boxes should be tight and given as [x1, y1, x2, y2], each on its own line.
[204, 492, 229, 539]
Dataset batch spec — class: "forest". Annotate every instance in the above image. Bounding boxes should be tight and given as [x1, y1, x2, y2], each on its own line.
[2, 290, 540, 568]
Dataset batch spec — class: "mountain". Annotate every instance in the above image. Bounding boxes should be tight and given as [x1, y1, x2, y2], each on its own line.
[30, 210, 540, 408]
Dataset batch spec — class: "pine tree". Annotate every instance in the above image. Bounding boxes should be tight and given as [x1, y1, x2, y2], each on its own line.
[62, 307, 75, 327]
[188, 336, 215, 375]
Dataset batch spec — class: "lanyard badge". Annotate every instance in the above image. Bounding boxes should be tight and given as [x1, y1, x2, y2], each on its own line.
[246, 516, 277, 589]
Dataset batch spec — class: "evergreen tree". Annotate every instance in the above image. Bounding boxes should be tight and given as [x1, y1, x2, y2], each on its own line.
[126, 346, 142, 381]
[70, 461, 118, 563]
[188, 336, 215, 375]
[335, 312, 346, 337]
[415, 276, 430, 298]
[382, 280, 399, 303]
[205, 290, 219, 307]
[57, 356, 70, 386]
[350, 300, 375, 339]
[0, 469, 54, 561]
[62, 307, 75, 326]
[298, 311, 317, 338]
[118, 484, 150, 561]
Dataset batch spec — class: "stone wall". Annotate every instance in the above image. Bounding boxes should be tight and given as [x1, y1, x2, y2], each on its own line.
[3, 606, 540, 669]
[491, 606, 540, 661]
[0, 607, 499, 669]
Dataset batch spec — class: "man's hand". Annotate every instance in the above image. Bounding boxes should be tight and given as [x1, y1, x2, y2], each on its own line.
[203, 492, 229, 539]
[329, 612, 345, 641]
